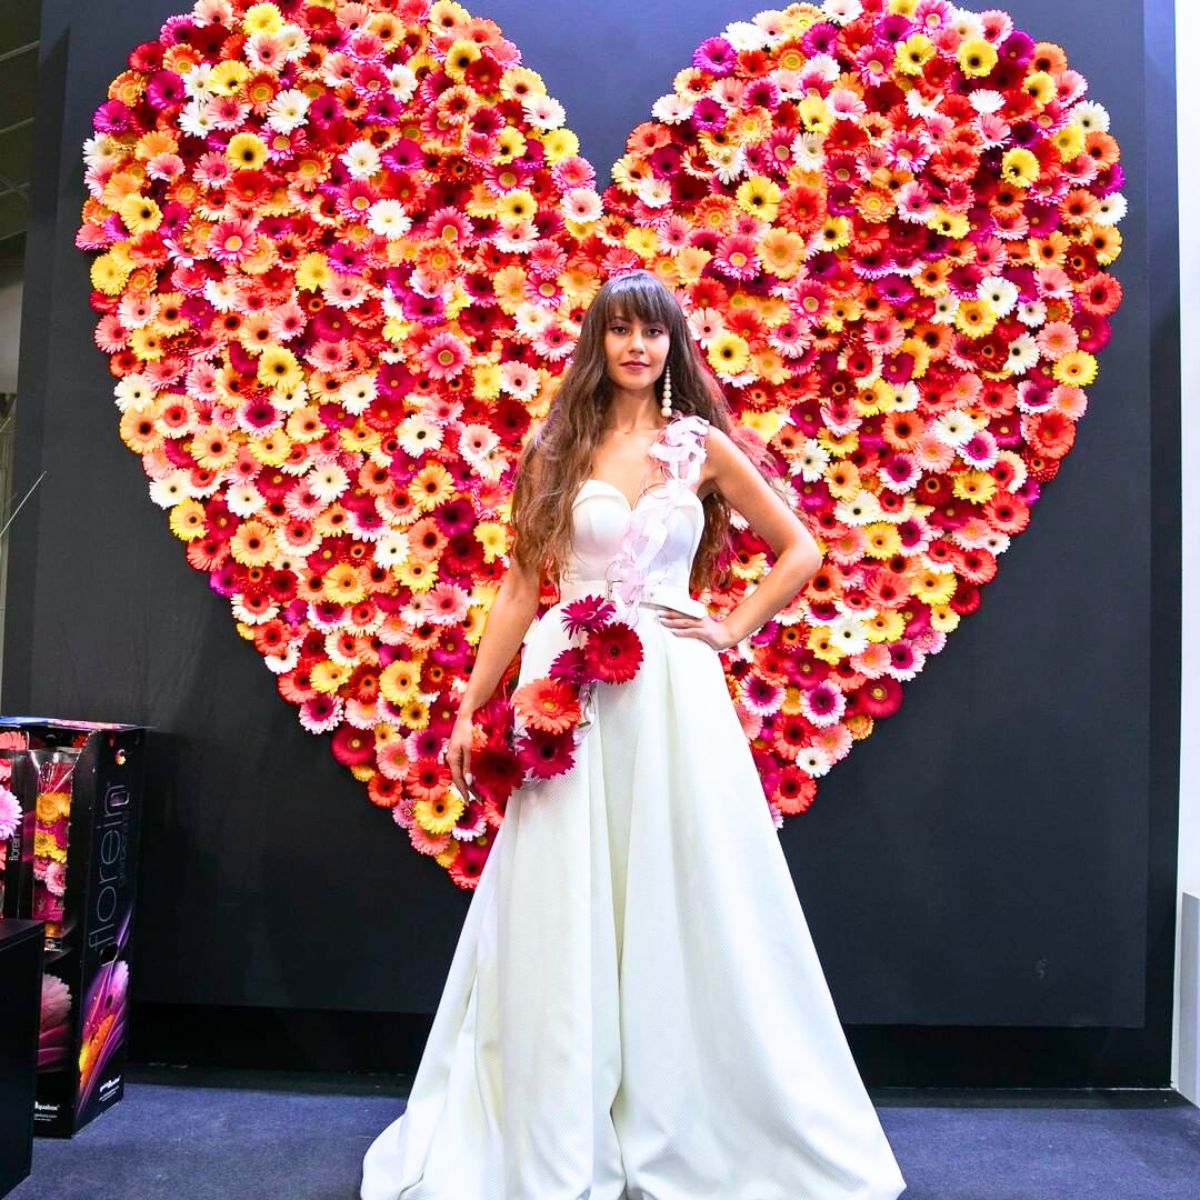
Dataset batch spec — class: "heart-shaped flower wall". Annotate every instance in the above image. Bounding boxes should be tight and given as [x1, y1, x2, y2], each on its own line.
[77, 0, 1124, 888]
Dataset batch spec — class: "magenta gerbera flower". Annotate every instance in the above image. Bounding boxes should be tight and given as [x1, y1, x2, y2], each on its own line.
[561, 594, 616, 637]
[692, 36, 737, 76]
[514, 727, 577, 780]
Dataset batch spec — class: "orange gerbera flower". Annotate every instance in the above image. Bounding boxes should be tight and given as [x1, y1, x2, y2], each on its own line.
[512, 678, 582, 735]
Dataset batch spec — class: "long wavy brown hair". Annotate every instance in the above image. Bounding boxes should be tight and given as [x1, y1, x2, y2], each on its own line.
[509, 269, 789, 596]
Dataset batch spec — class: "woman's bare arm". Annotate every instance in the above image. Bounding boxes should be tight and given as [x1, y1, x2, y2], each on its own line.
[701, 425, 822, 645]
[458, 555, 542, 719]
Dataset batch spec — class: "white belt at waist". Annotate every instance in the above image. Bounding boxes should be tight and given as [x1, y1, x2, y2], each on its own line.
[557, 574, 708, 618]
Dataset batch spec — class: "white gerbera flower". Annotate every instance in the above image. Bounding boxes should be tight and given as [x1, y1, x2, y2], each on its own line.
[930, 294, 959, 324]
[276, 24, 309, 61]
[969, 89, 1005, 114]
[1016, 299, 1047, 327]
[367, 199, 412, 239]
[338, 374, 377, 416]
[834, 491, 884, 527]
[341, 140, 380, 180]
[791, 131, 825, 172]
[114, 374, 156, 412]
[637, 177, 672, 208]
[976, 275, 1018, 317]
[177, 99, 214, 138]
[148, 469, 193, 509]
[372, 535, 410, 571]
[796, 437, 831, 483]
[795, 745, 833, 777]
[388, 64, 417, 102]
[950, 12, 984, 39]
[651, 94, 693, 124]
[822, 0, 863, 23]
[396, 415, 444, 457]
[723, 19, 770, 51]
[1092, 192, 1127, 226]
[825, 614, 869, 657]
[1004, 334, 1039, 376]
[931, 410, 977, 448]
[307, 463, 349, 504]
[522, 94, 565, 131]
[1071, 100, 1110, 134]
[227, 483, 264, 518]
[266, 89, 309, 132]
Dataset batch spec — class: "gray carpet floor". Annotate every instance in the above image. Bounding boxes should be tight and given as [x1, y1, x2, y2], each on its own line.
[8, 1070, 1199, 1200]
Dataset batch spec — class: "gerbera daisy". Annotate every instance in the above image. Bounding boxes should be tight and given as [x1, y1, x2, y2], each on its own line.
[418, 332, 470, 381]
[512, 678, 582, 735]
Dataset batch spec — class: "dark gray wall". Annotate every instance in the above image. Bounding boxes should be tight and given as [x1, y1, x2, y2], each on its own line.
[4, 0, 1179, 1081]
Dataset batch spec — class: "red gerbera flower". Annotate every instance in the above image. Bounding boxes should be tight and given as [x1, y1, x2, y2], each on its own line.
[583, 624, 643, 684]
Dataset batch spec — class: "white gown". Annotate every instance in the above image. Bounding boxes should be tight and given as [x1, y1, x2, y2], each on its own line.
[361, 413, 906, 1200]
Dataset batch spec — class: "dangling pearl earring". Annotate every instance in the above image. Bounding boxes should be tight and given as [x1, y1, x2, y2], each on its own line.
[660, 363, 673, 417]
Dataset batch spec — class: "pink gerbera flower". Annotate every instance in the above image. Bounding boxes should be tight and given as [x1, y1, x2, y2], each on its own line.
[419, 332, 470, 380]
[712, 234, 760, 281]
[208, 217, 257, 263]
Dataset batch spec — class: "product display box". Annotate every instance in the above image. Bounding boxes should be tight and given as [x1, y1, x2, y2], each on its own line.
[0, 718, 147, 1138]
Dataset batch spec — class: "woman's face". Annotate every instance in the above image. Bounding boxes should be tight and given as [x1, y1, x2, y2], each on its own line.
[603, 308, 669, 393]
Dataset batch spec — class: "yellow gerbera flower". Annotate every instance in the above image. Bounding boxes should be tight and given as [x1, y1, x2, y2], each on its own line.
[495, 189, 537, 227]
[208, 60, 250, 96]
[957, 38, 998, 77]
[736, 176, 782, 222]
[796, 95, 833, 135]
[952, 470, 997, 505]
[624, 226, 657, 259]
[1052, 350, 1098, 387]
[322, 562, 367, 605]
[911, 568, 957, 607]
[1024, 70, 1056, 107]
[414, 792, 464, 836]
[929, 604, 961, 634]
[954, 299, 997, 339]
[817, 215, 852, 252]
[242, 3, 284, 35]
[862, 522, 903, 559]
[1001, 147, 1040, 188]
[118, 193, 162, 233]
[707, 331, 751, 375]
[258, 346, 303, 391]
[499, 66, 546, 102]
[295, 252, 331, 291]
[90, 252, 131, 296]
[443, 38, 481, 80]
[310, 660, 353, 693]
[227, 133, 268, 171]
[396, 697, 430, 731]
[1053, 123, 1085, 162]
[380, 660, 418, 706]
[895, 33, 935, 75]
[396, 557, 438, 593]
[168, 499, 206, 541]
[540, 128, 579, 163]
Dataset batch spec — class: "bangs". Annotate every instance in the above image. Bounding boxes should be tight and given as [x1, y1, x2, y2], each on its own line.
[599, 272, 676, 328]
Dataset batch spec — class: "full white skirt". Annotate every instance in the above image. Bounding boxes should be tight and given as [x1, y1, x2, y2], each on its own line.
[361, 600, 907, 1200]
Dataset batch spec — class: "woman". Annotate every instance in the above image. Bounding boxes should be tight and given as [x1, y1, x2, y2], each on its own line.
[361, 269, 907, 1200]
